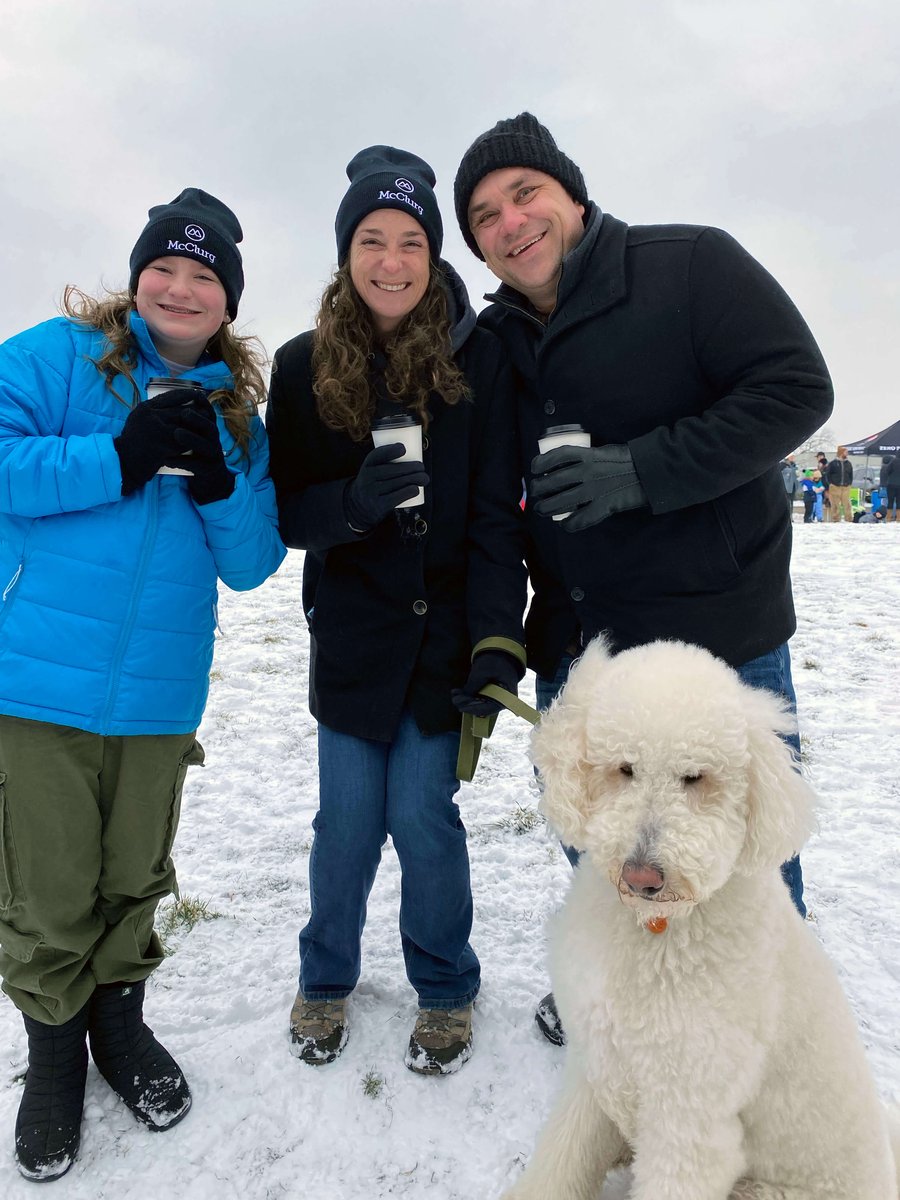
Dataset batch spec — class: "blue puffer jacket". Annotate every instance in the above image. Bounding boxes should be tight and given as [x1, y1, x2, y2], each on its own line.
[0, 313, 286, 734]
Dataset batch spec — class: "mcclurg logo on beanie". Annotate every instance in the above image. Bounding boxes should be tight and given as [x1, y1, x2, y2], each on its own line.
[334, 145, 443, 266]
[453, 112, 588, 259]
[128, 187, 245, 318]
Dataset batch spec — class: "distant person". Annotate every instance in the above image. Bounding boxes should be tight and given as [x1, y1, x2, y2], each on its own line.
[780, 454, 799, 516]
[815, 451, 831, 518]
[800, 470, 817, 523]
[825, 445, 854, 521]
[453, 111, 834, 1045]
[0, 189, 286, 1181]
[812, 470, 826, 521]
[266, 146, 526, 1075]
[881, 454, 900, 522]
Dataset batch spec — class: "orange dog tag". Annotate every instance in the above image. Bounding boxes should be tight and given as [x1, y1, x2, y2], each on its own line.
[645, 917, 668, 934]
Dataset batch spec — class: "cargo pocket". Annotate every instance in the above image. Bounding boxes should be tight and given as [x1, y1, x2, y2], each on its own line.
[158, 739, 206, 887]
[0, 771, 26, 910]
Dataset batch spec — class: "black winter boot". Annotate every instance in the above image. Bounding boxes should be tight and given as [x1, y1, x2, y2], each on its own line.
[15, 1003, 90, 1182]
[88, 981, 191, 1131]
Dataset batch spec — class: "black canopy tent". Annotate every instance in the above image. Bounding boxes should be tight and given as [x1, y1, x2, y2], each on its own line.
[845, 418, 900, 457]
[844, 419, 900, 491]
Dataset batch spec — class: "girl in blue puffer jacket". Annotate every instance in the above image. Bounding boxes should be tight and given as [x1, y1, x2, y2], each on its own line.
[0, 188, 285, 1182]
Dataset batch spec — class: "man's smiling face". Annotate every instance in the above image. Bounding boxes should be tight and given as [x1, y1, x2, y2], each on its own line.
[467, 167, 585, 313]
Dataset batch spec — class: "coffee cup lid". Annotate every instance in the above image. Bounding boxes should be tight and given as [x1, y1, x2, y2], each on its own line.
[147, 376, 206, 390]
[372, 412, 420, 430]
[543, 423, 586, 436]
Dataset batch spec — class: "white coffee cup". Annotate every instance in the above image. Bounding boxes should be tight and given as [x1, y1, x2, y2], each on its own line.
[537, 423, 591, 520]
[146, 376, 206, 476]
[371, 414, 425, 508]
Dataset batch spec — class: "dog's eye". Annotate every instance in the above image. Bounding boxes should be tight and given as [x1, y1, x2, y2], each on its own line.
[619, 763, 634, 777]
[682, 773, 703, 785]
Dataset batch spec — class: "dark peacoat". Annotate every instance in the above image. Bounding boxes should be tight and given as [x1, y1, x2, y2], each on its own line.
[478, 205, 835, 677]
[266, 267, 526, 741]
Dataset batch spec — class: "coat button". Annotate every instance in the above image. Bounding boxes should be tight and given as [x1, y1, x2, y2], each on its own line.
[413, 600, 428, 615]
[544, 399, 556, 415]
[414, 517, 428, 536]
[570, 587, 585, 602]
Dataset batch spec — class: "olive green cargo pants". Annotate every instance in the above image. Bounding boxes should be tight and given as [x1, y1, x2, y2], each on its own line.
[0, 716, 204, 1024]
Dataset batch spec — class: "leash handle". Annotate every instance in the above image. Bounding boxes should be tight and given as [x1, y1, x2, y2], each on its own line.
[456, 685, 541, 782]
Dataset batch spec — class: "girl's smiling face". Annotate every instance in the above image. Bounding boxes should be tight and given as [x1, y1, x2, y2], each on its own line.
[135, 255, 228, 365]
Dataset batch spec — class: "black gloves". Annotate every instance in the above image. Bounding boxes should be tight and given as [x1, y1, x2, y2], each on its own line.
[452, 651, 521, 717]
[530, 443, 648, 532]
[344, 443, 429, 532]
[115, 391, 234, 504]
[172, 405, 236, 505]
[114, 390, 197, 496]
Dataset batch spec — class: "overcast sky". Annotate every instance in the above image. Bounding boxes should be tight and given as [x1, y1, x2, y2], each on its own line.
[3, 0, 897, 443]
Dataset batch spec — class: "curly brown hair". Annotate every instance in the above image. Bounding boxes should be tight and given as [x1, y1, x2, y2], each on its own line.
[60, 286, 267, 455]
[311, 262, 469, 442]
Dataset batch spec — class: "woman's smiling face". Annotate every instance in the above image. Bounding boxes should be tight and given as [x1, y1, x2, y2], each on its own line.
[348, 209, 430, 336]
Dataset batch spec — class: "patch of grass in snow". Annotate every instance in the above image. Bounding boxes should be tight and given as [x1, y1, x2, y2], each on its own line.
[865, 631, 891, 647]
[251, 660, 280, 674]
[156, 894, 223, 954]
[209, 668, 224, 682]
[361, 1068, 385, 1099]
[494, 804, 545, 835]
[802, 657, 821, 670]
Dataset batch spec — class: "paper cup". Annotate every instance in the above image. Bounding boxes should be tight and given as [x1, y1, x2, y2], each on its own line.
[371, 416, 425, 508]
[537, 424, 591, 520]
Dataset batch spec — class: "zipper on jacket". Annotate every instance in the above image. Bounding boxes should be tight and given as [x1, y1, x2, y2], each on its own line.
[100, 485, 160, 729]
[486, 290, 547, 331]
[2, 564, 22, 602]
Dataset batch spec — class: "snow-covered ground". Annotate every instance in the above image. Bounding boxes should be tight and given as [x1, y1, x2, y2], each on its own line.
[2, 522, 898, 1198]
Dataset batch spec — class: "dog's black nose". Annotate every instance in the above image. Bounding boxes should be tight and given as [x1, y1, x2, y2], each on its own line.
[622, 861, 665, 897]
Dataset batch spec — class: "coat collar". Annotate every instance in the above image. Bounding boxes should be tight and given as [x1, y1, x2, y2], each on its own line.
[127, 311, 233, 391]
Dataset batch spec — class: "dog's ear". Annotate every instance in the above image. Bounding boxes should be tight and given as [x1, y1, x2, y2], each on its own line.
[531, 638, 611, 850]
[736, 686, 817, 874]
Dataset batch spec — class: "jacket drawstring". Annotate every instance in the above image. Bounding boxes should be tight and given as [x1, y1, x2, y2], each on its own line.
[2, 563, 22, 602]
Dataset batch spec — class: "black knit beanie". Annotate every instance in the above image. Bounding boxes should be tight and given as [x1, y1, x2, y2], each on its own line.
[453, 113, 588, 258]
[129, 188, 245, 318]
[335, 146, 443, 265]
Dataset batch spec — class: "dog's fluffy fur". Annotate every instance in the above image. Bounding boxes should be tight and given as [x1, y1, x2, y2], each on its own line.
[503, 639, 899, 1200]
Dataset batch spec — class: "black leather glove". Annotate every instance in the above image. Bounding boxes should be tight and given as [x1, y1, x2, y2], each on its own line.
[114, 390, 200, 496]
[344, 443, 429, 532]
[451, 651, 521, 717]
[530, 443, 648, 532]
[172, 412, 235, 505]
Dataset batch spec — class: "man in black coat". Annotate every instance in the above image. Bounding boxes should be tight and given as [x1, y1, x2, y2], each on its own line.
[881, 454, 900, 522]
[453, 112, 834, 1043]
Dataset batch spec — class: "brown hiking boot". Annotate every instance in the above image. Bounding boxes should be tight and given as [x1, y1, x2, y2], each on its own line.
[405, 1005, 473, 1075]
[535, 991, 567, 1047]
[289, 993, 348, 1065]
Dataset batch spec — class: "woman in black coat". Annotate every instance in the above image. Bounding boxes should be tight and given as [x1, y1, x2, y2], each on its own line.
[266, 147, 526, 1076]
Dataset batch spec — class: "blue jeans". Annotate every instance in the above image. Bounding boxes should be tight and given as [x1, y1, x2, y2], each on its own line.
[536, 643, 806, 917]
[299, 711, 480, 1009]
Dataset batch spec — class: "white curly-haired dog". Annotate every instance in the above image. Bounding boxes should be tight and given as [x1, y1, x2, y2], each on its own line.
[503, 638, 899, 1200]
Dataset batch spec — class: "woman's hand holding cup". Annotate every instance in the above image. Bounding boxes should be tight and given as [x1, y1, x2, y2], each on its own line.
[344, 443, 429, 531]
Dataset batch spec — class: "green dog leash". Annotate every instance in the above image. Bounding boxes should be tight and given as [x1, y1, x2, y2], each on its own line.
[456, 683, 541, 782]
